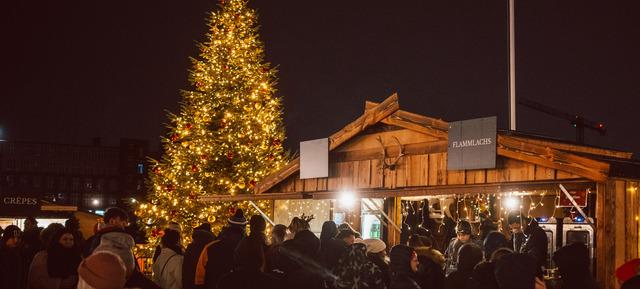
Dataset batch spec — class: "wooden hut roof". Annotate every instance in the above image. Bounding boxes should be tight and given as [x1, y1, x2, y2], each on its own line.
[255, 93, 638, 195]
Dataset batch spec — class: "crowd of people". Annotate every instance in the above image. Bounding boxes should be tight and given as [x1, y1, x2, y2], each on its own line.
[1, 207, 639, 289]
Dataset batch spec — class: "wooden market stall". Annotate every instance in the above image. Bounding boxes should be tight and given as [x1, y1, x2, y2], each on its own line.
[205, 93, 640, 288]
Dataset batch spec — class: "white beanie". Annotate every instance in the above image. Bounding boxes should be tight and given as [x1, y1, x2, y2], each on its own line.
[360, 238, 387, 253]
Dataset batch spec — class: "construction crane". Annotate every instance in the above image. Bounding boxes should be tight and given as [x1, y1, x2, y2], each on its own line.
[518, 98, 606, 144]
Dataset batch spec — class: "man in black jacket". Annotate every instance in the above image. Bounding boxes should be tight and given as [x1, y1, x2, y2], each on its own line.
[520, 217, 548, 269]
[183, 223, 215, 289]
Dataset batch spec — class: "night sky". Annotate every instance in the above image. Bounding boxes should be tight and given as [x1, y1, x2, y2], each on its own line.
[2, 0, 639, 155]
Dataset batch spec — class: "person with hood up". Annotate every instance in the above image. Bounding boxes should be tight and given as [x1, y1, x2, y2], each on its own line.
[389, 244, 420, 289]
[552, 243, 598, 289]
[77, 251, 127, 289]
[520, 217, 549, 269]
[0, 225, 26, 289]
[468, 247, 513, 289]
[444, 220, 477, 275]
[216, 216, 279, 289]
[408, 234, 445, 289]
[444, 243, 483, 289]
[28, 228, 82, 289]
[94, 227, 160, 289]
[182, 223, 215, 289]
[279, 229, 325, 289]
[360, 238, 390, 287]
[494, 253, 547, 289]
[616, 258, 640, 289]
[196, 209, 246, 289]
[153, 230, 184, 289]
[332, 243, 387, 289]
[482, 231, 509, 261]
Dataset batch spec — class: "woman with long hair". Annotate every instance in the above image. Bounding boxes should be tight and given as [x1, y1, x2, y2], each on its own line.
[152, 230, 184, 289]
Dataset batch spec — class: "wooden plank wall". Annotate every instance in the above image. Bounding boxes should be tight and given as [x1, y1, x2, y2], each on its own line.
[274, 154, 583, 194]
[596, 180, 640, 289]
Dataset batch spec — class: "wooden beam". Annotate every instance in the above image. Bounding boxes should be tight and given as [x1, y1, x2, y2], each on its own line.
[365, 101, 449, 139]
[255, 158, 300, 194]
[330, 93, 400, 150]
[498, 135, 609, 182]
[256, 93, 400, 194]
[331, 141, 448, 162]
[228, 179, 594, 202]
[509, 136, 633, 159]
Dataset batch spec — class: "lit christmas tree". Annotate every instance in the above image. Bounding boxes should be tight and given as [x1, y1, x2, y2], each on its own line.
[137, 0, 286, 247]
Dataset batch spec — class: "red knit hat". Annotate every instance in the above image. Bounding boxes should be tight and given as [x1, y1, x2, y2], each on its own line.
[78, 252, 126, 289]
[616, 258, 640, 283]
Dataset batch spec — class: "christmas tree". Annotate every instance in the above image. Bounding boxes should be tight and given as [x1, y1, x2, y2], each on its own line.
[137, 0, 286, 247]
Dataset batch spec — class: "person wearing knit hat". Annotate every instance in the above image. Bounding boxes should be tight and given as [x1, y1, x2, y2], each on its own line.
[360, 239, 390, 287]
[77, 251, 126, 289]
[617, 258, 640, 287]
[0, 225, 26, 289]
[167, 222, 182, 233]
[228, 209, 248, 230]
[444, 220, 476, 275]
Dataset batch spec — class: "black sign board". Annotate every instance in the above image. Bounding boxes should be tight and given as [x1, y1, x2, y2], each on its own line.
[0, 193, 40, 216]
[447, 116, 497, 170]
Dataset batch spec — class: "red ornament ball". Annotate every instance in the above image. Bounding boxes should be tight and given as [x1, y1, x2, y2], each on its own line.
[189, 194, 197, 201]
[248, 180, 257, 188]
[200, 154, 208, 160]
[170, 210, 177, 217]
[153, 167, 161, 174]
[166, 184, 175, 192]
[191, 165, 198, 172]
[170, 134, 179, 142]
[272, 139, 282, 146]
[185, 123, 192, 130]
[228, 207, 236, 215]
[268, 154, 275, 160]
[226, 151, 234, 159]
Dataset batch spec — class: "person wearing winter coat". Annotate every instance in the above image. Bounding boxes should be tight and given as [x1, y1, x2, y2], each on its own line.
[361, 238, 390, 288]
[482, 231, 509, 261]
[389, 244, 420, 289]
[153, 230, 184, 289]
[182, 224, 215, 289]
[507, 214, 526, 254]
[21, 217, 43, 271]
[77, 251, 127, 289]
[468, 247, 513, 289]
[28, 228, 82, 289]
[444, 243, 483, 289]
[408, 234, 445, 289]
[0, 225, 26, 289]
[520, 218, 549, 269]
[278, 229, 326, 289]
[264, 224, 286, 274]
[86, 207, 130, 256]
[322, 229, 355, 271]
[552, 243, 599, 289]
[333, 243, 387, 289]
[444, 220, 479, 275]
[216, 217, 279, 289]
[616, 258, 640, 289]
[494, 253, 547, 289]
[197, 209, 246, 289]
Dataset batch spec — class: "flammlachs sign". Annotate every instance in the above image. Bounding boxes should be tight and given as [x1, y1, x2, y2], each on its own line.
[447, 116, 497, 170]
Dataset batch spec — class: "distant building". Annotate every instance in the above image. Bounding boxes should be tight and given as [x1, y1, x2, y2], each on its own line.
[0, 139, 151, 212]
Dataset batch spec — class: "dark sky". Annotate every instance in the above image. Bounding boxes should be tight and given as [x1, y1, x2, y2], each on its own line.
[2, 0, 639, 155]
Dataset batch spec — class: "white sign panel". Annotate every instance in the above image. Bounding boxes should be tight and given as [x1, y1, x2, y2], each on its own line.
[300, 138, 329, 179]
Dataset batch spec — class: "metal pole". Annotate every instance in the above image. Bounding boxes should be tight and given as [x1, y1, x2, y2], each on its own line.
[248, 200, 275, 226]
[559, 184, 595, 229]
[509, 0, 517, 131]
